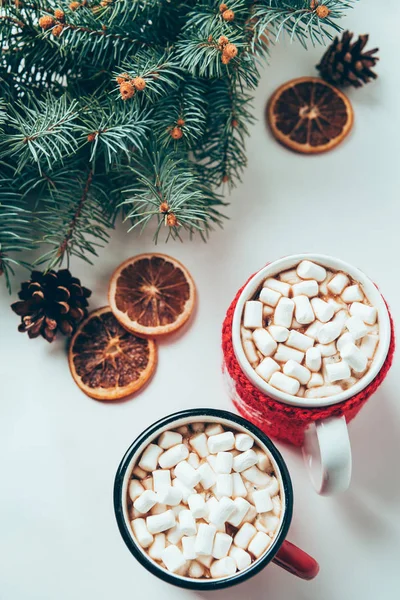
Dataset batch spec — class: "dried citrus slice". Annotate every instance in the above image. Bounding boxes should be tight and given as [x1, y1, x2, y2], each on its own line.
[109, 254, 196, 337]
[68, 306, 157, 400]
[267, 77, 353, 154]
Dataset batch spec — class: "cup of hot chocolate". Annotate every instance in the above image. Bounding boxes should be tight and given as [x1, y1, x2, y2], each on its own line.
[224, 254, 393, 495]
[114, 409, 319, 589]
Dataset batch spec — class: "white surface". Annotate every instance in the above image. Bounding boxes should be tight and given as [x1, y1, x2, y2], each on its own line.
[1, 1, 400, 598]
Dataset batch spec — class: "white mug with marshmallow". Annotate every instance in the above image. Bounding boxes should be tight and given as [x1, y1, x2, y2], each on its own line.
[230, 254, 392, 495]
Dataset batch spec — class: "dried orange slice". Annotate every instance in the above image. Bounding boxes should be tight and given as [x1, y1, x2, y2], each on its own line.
[68, 307, 157, 400]
[267, 77, 353, 154]
[109, 254, 196, 337]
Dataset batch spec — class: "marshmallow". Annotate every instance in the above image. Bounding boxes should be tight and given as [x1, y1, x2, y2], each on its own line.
[255, 357, 280, 382]
[274, 297, 295, 328]
[176, 425, 189, 435]
[248, 532, 271, 558]
[215, 452, 233, 474]
[227, 497, 252, 527]
[188, 493, 207, 518]
[128, 480, 145, 502]
[131, 518, 154, 548]
[293, 295, 315, 325]
[142, 477, 153, 491]
[268, 325, 289, 342]
[305, 320, 323, 339]
[325, 360, 351, 383]
[171, 479, 194, 503]
[266, 476, 280, 497]
[252, 489, 273, 513]
[307, 372, 324, 388]
[182, 535, 197, 560]
[232, 473, 248, 498]
[188, 561, 205, 578]
[241, 326, 253, 342]
[188, 452, 200, 469]
[263, 278, 290, 297]
[234, 523, 257, 550]
[196, 554, 213, 568]
[132, 466, 147, 479]
[327, 297, 346, 313]
[191, 422, 205, 432]
[146, 509, 176, 534]
[139, 444, 164, 472]
[233, 449, 259, 473]
[305, 385, 342, 398]
[162, 545, 186, 573]
[305, 347, 322, 372]
[274, 344, 304, 364]
[151, 503, 167, 515]
[283, 360, 311, 385]
[291, 319, 302, 329]
[229, 546, 252, 571]
[280, 269, 301, 284]
[152, 470, 171, 494]
[328, 273, 350, 295]
[207, 454, 217, 471]
[337, 332, 355, 352]
[212, 532, 233, 559]
[272, 495, 281, 517]
[340, 342, 368, 372]
[259, 286, 281, 307]
[292, 280, 319, 298]
[148, 533, 166, 560]
[208, 431, 235, 454]
[158, 444, 189, 469]
[286, 330, 314, 351]
[133, 490, 158, 514]
[179, 509, 197, 536]
[254, 448, 272, 472]
[350, 302, 377, 325]
[243, 339, 258, 365]
[263, 305, 274, 318]
[241, 466, 272, 486]
[210, 557, 237, 578]
[359, 334, 379, 359]
[316, 342, 337, 357]
[342, 284, 364, 303]
[242, 505, 258, 524]
[319, 271, 334, 295]
[252, 328, 277, 357]
[317, 320, 343, 344]
[205, 423, 225, 436]
[158, 431, 183, 450]
[189, 433, 209, 458]
[166, 524, 184, 545]
[297, 260, 327, 282]
[235, 433, 254, 452]
[175, 460, 201, 488]
[311, 297, 335, 323]
[345, 316, 368, 340]
[197, 462, 216, 490]
[214, 474, 233, 499]
[269, 371, 300, 395]
[195, 523, 217, 555]
[256, 513, 280, 536]
[243, 301, 263, 329]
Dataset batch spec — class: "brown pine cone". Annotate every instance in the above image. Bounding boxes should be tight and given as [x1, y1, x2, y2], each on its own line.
[222, 9, 234, 21]
[317, 31, 379, 88]
[52, 24, 64, 37]
[223, 43, 238, 59]
[39, 15, 55, 30]
[170, 127, 183, 140]
[315, 5, 330, 19]
[54, 8, 65, 21]
[11, 269, 91, 343]
[133, 77, 146, 91]
[119, 81, 135, 100]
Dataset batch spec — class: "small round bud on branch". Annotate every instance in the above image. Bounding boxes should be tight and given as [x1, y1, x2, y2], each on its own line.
[218, 35, 229, 49]
[39, 15, 55, 30]
[133, 77, 146, 91]
[54, 9, 65, 22]
[221, 53, 230, 65]
[316, 5, 330, 18]
[224, 43, 238, 59]
[166, 213, 178, 227]
[52, 24, 64, 37]
[69, 1, 80, 10]
[222, 175, 229, 183]
[119, 81, 135, 100]
[170, 127, 183, 140]
[176, 118, 185, 126]
[222, 9, 234, 21]
[231, 119, 238, 127]
[159, 202, 169, 214]
[219, 3, 228, 12]
[87, 133, 96, 142]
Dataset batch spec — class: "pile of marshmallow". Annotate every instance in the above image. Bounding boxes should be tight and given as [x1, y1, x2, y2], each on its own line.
[241, 260, 380, 399]
[128, 422, 282, 579]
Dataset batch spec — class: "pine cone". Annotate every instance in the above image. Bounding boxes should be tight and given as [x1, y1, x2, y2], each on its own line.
[317, 31, 379, 88]
[11, 269, 91, 342]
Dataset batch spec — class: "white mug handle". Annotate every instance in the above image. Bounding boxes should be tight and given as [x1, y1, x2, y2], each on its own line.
[302, 416, 352, 495]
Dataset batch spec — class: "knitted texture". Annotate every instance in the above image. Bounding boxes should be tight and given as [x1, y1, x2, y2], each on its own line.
[222, 274, 395, 447]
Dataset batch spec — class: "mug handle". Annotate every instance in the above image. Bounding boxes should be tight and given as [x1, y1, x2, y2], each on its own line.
[302, 416, 352, 495]
[272, 540, 319, 580]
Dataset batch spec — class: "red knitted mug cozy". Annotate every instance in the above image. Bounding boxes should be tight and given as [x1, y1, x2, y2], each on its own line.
[222, 274, 395, 447]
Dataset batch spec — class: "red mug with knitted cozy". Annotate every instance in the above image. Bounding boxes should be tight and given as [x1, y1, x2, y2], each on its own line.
[222, 254, 394, 495]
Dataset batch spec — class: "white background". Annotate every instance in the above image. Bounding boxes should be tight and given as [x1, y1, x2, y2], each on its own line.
[1, 1, 400, 598]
